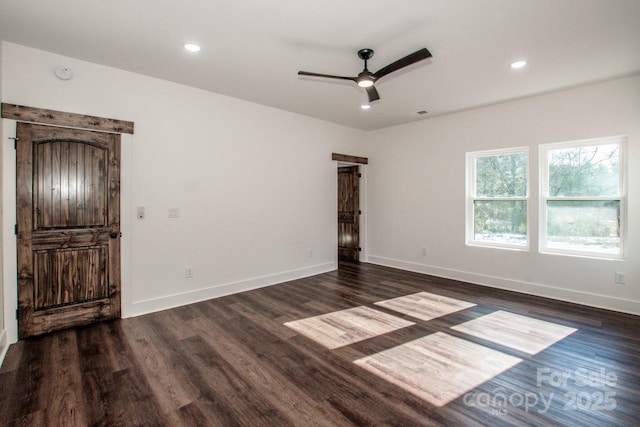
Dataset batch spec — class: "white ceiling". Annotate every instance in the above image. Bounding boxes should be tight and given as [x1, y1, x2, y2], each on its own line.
[1, 0, 639, 130]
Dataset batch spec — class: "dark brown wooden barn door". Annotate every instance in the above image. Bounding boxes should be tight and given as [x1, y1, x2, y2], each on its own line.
[338, 166, 360, 262]
[16, 123, 121, 338]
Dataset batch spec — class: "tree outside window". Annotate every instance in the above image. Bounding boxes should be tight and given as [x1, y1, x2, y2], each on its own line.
[466, 148, 529, 249]
[541, 138, 626, 258]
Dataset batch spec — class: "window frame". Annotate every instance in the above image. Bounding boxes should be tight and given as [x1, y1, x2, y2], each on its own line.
[539, 136, 627, 260]
[465, 146, 530, 251]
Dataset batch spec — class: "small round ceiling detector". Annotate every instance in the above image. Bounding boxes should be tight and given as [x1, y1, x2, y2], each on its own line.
[55, 66, 73, 80]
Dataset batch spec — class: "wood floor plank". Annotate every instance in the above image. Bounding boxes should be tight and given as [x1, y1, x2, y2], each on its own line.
[0, 261, 638, 426]
[0, 342, 24, 374]
[186, 307, 353, 426]
[110, 367, 166, 426]
[39, 330, 88, 426]
[6, 337, 47, 421]
[122, 317, 199, 414]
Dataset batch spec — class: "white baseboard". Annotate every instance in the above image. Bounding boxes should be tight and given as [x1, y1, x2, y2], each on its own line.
[127, 262, 337, 318]
[0, 329, 8, 367]
[367, 255, 640, 316]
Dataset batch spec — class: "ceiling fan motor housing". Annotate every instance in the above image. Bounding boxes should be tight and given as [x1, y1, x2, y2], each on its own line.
[358, 49, 374, 61]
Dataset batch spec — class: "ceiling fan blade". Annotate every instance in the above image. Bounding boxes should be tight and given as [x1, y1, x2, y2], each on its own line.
[298, 71, 357, 82]
[372, 48, 432, 80]
[366, 86, 380, 103]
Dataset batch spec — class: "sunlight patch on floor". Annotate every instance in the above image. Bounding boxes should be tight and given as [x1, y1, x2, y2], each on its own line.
[451, 310, 578, 354]
[375, 291, 476, 322]
[355, 332, 522, 407]
[284, 306, 414, 349]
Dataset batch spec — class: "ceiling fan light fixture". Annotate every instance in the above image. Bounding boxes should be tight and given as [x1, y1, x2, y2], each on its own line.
[298, 47, 432, 103]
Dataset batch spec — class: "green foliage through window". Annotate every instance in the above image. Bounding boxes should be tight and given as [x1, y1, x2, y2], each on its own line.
[546, 200, 620, 254]
[474, 200, 527, 244]
[468, 149, 528, 247]
[476, 153, 527, 197]
[542, 138, 624, 258]
[548, 144, 619, 197]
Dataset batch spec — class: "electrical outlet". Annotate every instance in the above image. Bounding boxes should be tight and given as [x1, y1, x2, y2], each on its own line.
[421, 247, 427, 256]
[614, 272, 625, 285]
[185, 267, 194, 278]
[308, 248, 314, 257]
[168, 208, 180, 218]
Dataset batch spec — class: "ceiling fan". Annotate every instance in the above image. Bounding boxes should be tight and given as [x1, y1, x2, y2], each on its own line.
[298, 47, 432, 103]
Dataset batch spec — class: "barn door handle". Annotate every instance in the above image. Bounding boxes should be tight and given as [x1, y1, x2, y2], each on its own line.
[109, 231, 121, 239]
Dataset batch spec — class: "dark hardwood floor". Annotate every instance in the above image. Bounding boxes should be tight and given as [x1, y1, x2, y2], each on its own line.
[1, 262, 638, 426]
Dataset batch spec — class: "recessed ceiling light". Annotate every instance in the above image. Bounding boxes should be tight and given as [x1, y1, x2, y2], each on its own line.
[361, 104, 371, 110]
[510, 60, 527, 69]
[184, 43, 201, 52]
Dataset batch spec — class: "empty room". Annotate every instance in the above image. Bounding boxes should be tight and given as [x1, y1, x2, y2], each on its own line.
[0, 1, 639, 426]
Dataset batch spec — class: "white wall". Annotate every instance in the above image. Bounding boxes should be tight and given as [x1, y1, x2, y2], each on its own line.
[1, 42, 366, 344]
[366, 75, 640, 314]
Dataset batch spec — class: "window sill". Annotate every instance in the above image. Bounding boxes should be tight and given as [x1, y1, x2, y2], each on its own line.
[539, 249, 625, 261]
[466, 241, 530, 252]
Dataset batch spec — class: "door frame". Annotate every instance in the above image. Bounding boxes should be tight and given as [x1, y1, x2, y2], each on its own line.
[334, 159, 368, 263]
[1, 104, 134, 345]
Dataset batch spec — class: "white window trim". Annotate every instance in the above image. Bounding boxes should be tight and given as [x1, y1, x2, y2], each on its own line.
[465, 146, 530, 251]
[539, 136, 627, 260]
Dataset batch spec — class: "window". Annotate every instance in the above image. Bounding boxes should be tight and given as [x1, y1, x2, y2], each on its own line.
[466, 147, 529, 249]
[540, 137, 626, 259]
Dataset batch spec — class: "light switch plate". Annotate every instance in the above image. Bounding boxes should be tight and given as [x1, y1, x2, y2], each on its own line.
[137, 206, 145, 219]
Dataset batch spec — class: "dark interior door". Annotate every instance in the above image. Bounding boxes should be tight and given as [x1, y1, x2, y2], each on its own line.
[16, 123, 121, 338]
[338, 166, 360, 262]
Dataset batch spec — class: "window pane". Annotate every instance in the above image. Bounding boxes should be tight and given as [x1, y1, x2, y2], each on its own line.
[548, 144, 619, 197]
[546, 200, 620, 254]
[474, 200, 527, 245]
[475, 152, 527, 197]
